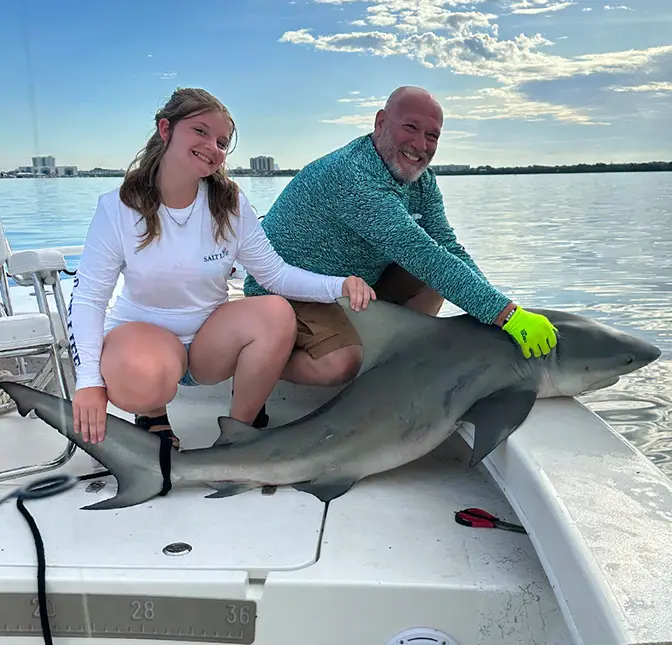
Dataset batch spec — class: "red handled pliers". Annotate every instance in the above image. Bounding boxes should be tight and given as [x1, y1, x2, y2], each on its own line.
[455, 507, 526, 534]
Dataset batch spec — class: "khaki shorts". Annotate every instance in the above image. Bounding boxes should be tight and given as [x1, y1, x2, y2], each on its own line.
[287, 264, 427, 360]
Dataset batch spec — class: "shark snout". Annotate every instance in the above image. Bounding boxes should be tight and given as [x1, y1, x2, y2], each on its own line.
[633, 341, 662, 368]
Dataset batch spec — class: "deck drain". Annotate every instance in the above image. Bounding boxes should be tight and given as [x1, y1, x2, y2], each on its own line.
[385, 628, 459, 645]
[162, 542, 193, 556]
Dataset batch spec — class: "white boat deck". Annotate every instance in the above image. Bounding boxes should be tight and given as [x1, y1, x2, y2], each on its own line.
[0, 378, 572, 645]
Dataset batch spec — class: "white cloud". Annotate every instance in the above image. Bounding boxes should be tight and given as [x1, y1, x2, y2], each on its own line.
[609, 82, 672, 93]
[316, 0, 483, 5]
[322, 109, 478, 139]
[444, 86, 609, 125]
[323, 86, 609, 132]
[281, 28, 553, 81]
[441, 130, 476, 138]
[604, 4, 632, 10]
[291, 0, 671, 129]
[337, 94, 387, 107]
[508, 1, 576, 15]
[281, 26, 672, 85]
[322, 114, 373, 127]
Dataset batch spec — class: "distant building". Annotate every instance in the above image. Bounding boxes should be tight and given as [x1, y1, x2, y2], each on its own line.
[56, 166, 78, 177]
[32, 155, 55, 169]
[15, 156, 78, 177]
[250, 156, 275, 172]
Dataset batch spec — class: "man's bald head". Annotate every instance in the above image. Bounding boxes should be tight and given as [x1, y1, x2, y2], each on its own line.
[383, 86, 444, 123]
[372, 86, 443, 184]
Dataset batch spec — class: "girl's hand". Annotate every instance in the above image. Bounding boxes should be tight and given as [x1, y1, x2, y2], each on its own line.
[73, 386, 109, 444]
[341, 276, 377, 312]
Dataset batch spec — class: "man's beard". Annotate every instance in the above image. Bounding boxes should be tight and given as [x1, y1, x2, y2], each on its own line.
[376, 128, 431, 184]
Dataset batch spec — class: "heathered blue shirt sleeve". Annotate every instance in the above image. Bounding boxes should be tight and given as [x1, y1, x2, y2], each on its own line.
[417, 172, 490, 283]
[341, 180, 511, 325]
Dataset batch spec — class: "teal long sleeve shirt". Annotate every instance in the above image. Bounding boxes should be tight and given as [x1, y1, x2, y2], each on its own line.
[243, 134, 511, 325]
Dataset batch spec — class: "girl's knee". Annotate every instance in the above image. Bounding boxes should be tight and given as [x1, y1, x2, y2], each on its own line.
[106, 352, 179, 396]
[120, 352, 180, 385]
[261, 296, 297, 340]
[101, 326, 186, 409]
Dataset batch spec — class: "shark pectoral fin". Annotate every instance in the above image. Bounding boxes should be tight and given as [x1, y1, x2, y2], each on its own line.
[204, 482, 259, 498]
[460, 385, 538, 467]
[292, 479, 355, 503]
[214, 417, 264, 447]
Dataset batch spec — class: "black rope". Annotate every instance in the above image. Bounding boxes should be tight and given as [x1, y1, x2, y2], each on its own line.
[16, 498, 51, 642]
[0, 475, 77, 645]
[2, 434, 173, 645]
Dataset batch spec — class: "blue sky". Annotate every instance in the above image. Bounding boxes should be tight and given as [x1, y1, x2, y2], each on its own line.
[0, 0, 670, 171]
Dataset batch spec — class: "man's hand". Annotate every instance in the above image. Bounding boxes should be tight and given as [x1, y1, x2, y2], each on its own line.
[341, 276, 377, 311]
[500, 306, 558, 359]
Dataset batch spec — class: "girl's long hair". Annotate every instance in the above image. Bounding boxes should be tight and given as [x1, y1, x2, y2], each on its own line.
[119, 87, 239, 251]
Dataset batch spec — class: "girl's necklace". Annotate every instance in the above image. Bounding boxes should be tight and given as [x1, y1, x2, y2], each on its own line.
[164, 198, 197, 227]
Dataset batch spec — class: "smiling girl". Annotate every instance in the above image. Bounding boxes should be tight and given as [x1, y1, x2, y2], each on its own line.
[67, 87, 374, 448]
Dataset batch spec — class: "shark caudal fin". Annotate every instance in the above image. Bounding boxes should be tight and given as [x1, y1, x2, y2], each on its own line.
[0, 381, 169, 510]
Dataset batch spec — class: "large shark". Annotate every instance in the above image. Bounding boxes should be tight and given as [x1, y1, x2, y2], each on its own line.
[0, 299, 661, 511]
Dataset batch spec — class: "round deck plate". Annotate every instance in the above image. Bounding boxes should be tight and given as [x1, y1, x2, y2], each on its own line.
[385, 627, 460, 645]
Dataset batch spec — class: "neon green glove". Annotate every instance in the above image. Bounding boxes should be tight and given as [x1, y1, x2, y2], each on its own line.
[502, 307, 558, 359]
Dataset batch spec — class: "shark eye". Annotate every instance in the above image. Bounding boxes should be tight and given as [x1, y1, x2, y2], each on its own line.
[625, 355, 634, 365]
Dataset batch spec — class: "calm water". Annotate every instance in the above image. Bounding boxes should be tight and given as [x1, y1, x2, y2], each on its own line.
[1, 173, 671, 476]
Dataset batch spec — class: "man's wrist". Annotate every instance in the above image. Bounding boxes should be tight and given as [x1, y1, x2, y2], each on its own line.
[494, 302, 517, 327]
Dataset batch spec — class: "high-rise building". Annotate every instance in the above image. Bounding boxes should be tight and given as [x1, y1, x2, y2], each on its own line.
[31, 156, 57, 175]
[250, 156, 275, 172]
[32, 156, 56, 168]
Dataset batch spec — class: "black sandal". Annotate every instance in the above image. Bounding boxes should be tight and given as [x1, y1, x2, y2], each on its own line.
[134, 413, 181, 450]
[231, 385, 270, 429]
[252, 404, 269, 429]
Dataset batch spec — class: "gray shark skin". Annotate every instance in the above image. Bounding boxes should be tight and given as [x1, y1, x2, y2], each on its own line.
[0, 298, 660, 511]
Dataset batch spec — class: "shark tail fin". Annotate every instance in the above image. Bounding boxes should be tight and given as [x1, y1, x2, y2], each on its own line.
[0, 381, 171, 511]
[81, 469, 167, 511]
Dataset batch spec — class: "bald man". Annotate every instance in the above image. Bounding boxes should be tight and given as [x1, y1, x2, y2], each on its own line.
[244, 86, 556, 419]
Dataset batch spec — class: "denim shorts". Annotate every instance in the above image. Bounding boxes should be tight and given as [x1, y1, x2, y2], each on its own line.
[178, 342, 200, 387]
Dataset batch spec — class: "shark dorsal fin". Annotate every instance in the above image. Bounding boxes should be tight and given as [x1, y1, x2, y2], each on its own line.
[214, 417, 263, 446]
[336, 296, 444, 375]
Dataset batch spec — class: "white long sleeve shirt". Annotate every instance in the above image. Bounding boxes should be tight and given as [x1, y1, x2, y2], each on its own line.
[67, 181, 345, 390]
